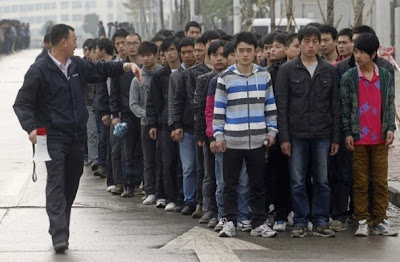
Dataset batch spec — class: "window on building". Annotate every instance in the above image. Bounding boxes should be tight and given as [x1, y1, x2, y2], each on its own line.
[71, 1, 82, 9]
[85, 1, 96, 9]
[72, 14, 82, 21]
[35, 3, 43, 11]
[61, 14, 69, 22]
[108, 0, 113, 8]
[61, 1, 69, 9]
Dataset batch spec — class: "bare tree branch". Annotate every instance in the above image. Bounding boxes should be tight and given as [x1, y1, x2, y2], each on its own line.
[317, 0, 328, 24]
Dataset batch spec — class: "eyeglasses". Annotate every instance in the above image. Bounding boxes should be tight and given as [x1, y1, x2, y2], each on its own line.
[126, 41, 140, 46]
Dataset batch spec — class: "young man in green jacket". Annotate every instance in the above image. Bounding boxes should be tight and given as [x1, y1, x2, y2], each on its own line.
[340, 33, 398, 237]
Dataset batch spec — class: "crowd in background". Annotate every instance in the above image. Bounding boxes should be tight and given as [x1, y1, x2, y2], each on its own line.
[0, 19, 30, 55]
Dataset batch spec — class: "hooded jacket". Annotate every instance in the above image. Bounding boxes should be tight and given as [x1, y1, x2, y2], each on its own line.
[213, 64, 278, 150]
[129, 65, 162, 126]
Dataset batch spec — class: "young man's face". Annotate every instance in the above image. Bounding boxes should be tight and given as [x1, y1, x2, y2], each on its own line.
[235, 42, 256, 67]
[114, 36, 126, 57]
[209, 46, 227, 72]
[286, 38, 300, 60]
[263, 43, 273, 61]
[126, 35, 141, 57]
[194, 42, 205, 63]
[226, 53, 237, 66]
[89, 48, 98, 62]
[139, 52, 156, 69]
[83, 45, 90, 59]
[300, 35, 320, 59]
[205, 39, 219, 54]
[180, 45, 196, 68]
[256, 47, 265, 64]
[354, 48, 375, 67]
[95, 46, 102, 60]
[338, 35, 353, 58]
[320, 33, 337, 56]
[164, 44, 179, 64]
[270, 41, 287, 62]
[185, 26, 201, 39]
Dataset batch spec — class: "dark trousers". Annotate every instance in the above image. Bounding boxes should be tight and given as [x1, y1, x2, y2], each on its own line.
[196, 143, 204, 205]
[223, 146, 267, 228]
[107, 123, 122, 185]
[142, 125, 156, 195]
[45, 142, 84, 245]
[95, 112, 107, 166]
[159, 128, 180, 203]
[203, 143, 217, 217]
[121, 112, 141, 186]
[267, 144, 291, 221]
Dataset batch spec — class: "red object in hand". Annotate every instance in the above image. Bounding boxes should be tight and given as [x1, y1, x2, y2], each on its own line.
[36, 128, 47, 136]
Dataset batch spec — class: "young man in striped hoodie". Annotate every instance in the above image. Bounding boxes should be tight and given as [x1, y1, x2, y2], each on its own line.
[213, 32, 278, 238]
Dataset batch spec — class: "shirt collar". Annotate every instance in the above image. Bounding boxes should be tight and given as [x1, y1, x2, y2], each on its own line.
[48, 50, 71, 70]
[357, 63, 379, 79]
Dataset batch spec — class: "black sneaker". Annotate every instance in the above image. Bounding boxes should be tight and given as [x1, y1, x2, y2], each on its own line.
[94, 165, 106, 178]
[54, 241, 68, 254]
[312, 225, 335, 237]
[181, 203, 196, 215]
[173, 205, 183, 213]
[291, 226, 306, 238]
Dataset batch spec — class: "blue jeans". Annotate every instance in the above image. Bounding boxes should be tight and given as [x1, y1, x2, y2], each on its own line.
[289, 138, 331, 227]
[215, 153, 249, 222]
[179, 132, 197, 205]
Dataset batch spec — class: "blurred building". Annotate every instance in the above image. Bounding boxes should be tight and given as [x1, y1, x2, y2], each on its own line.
[0, 0, 130, 47]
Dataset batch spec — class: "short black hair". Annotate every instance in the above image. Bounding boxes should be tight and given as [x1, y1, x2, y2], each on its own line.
[201, 30, 221, 45]
[50, 23, 74, 46]
[208, 40, 226, 57]
[83, 38, 94, 48]
[44, 33, 50, 43]
[112, 29, 129, 43]
[174, 30, 185, 39]
[273, 33, 288, 45]
[96, 38, 114, 55]
[285, 33, 298, 47]
[354, 33, 379, 58]
[318, 24, 338, 40]
[338, 28, 353, 41]
[178, 37, 195, 52]
[138, 41, 158, 56]
[307, 22, 322, 28]
[257, 39, 263, 48]
[185, 21, 201, 33]
[262, 32, 277, 46]
[127, 32, 142, 42]
[195, 37, 204, 45]
[156, 29, 174, 38]
[221, 34, 233, 42]
[151, 35, 165, 43]
[160, 36, 180, 52]
[88, 38, 98, 51]
[233, 32, 258, 49]
[223, 41, 235, 58]
[353, 25, 376, 36]
[298, 25, 321, 42]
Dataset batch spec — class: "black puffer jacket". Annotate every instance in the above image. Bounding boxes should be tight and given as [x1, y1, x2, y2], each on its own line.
[172, 62, 211, 133]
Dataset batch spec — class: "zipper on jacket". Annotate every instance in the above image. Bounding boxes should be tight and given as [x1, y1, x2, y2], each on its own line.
[246, 79, 251, 149]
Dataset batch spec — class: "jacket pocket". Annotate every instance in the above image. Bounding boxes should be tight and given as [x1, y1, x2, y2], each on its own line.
[289, 75, 305, 97]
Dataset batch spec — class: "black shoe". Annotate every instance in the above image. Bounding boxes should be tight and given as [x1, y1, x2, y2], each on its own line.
[91, 163, 98, 171]
[93, 165, 106, 178]
[174, 205, 183, 213]
[181, 203, 196, 215]
[54, 241, 68, 254]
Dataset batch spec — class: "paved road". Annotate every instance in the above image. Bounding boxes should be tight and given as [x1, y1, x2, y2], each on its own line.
[1, 49, 400, 262]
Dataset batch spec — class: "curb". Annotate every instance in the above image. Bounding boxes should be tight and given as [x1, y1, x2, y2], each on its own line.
[389, 184, 400, 208]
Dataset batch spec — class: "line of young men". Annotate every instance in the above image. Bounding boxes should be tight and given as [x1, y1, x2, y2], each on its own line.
[84, 21, 398, 239]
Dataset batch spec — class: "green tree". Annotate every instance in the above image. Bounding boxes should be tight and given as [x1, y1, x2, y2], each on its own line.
[82, 13, 99, 37]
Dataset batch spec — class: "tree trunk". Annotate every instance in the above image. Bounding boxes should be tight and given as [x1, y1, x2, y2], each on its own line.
[354, 0, 364, 27]
[286, 0, 293, 32]
[327, 0, 334, 26]
[270, 0, 275, 31]
[159, 0, 164, 29]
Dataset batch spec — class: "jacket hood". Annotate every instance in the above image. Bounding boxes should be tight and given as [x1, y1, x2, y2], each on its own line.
[229, 63, 262, 76]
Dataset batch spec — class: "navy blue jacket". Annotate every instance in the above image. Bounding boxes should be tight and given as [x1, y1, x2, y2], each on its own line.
[13, 53, 124, 143]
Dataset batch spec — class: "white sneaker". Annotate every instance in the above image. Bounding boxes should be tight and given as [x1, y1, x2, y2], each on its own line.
[237, 220, 252, 232]
[273, 221, 287, 232]
[307, 222, 313, 232]
[142, 194, 156, 205]
[165, 202, 176, 211]
[250, 223, 277, 238]
[156, 198, 166, 208]
[355, 219, 369, 237]
[373, 219, 398, 236]
[219, 219, 236, 237]
[107, 185, 116, 192]
[214, 219, 224, 232]
[287, 211, 294, 226]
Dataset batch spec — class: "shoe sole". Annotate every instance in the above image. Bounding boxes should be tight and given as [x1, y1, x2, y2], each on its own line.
[329, 227, 346, 232]
[312, 232, 335, 237]
[219, 232, 235, 237]
[54, 244, 68, 254]
[237, 227, 252, 232]
[355, 233, 369, 237]
[372, 230, 398, 236]
[291, 233, 306, 238]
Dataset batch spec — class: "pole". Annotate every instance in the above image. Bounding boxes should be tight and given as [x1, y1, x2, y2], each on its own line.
[190, 0, 195, 21]
[233, 0, 241, 34]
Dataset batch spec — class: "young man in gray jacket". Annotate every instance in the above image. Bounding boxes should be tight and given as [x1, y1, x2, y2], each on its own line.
[130, 41, 162, 205]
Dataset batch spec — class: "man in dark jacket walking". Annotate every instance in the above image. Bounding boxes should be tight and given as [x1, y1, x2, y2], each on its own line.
[13, 24, 141, 253]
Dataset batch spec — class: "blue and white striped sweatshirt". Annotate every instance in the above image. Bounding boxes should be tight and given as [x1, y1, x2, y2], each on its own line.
[212, 64, 278, 150]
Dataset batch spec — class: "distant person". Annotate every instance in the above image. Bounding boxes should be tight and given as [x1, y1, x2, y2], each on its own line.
[13, 23, 141, 254]
[184, 21, 202, 40]
[35, 33, 52, 62]
[98, 21, 106, 38]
